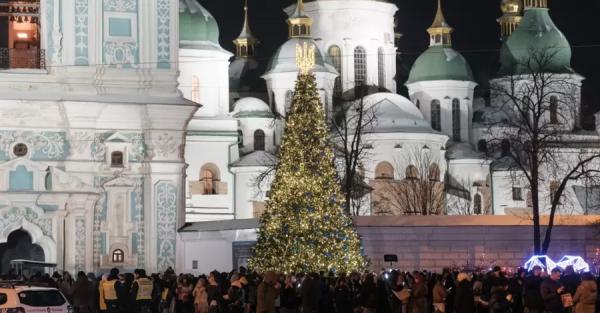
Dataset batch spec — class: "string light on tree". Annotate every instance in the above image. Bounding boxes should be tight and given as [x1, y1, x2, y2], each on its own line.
[248, 41, 365, 274]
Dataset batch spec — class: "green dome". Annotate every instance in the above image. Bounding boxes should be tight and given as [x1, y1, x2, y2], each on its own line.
[499, 8, 573, 76]
[407, 45, 474, 84]
[179, 0, 220, 44]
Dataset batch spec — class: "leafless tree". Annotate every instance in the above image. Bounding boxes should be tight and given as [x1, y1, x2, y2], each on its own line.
[445, 177, 492, 215]
[484, 48, 600, 254]
[373, 147, 445, 216]
[331, 85, 379, 215]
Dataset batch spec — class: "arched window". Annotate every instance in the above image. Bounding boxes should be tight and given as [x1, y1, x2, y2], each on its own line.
[285, 90, 294, 112]
[111, 151, 124, 167]
[238, 130, 244, 148]
[254, 129, 265, 151]
[354, 46, 367, 87]
[300, 25, 307, 36]
[452, 99, 461, 141]
[200, 163, 220, 195]
[549, 96, 558, 124]
[191, 75, 200, 103]
[474, 194, 482, 215]
[501, 139, 510, 157]
[429, 163, 440, 181]
[328, 46, 342, 96]
[406, 165, 419, 180]
[375, 162, 394, 179]
[378, 47, 385, 89]
[431, 100, 441, 131]
[112, 249, 124, 263]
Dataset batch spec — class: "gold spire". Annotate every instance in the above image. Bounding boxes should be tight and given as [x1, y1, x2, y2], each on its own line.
[287, 0, 312, 38]
[523, 0, 547, 9]
[498, 0, 523, 40]
[233, 0, 258, 58]
[426, 0, 453, 46]
[296, 42, 315, 75]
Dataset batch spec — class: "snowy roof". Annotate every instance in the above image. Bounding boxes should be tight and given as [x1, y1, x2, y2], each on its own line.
[179, 218, 259, 232]
[231, 151, 278, 167]
[357, 93, 436, 134]
[232, 97, 273, 118]
[446, 142, 485, 160]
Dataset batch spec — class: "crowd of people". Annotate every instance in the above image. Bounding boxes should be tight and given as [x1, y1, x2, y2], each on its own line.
[6, 265, 600, 313]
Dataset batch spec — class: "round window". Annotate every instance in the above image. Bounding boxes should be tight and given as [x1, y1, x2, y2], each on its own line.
[13, 143, 28, 157]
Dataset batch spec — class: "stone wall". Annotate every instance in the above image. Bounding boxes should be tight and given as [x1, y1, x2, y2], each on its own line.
[354, 215, 600, 272]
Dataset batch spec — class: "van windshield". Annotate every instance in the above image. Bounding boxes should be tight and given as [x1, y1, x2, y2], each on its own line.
[18, 290, 66, 307]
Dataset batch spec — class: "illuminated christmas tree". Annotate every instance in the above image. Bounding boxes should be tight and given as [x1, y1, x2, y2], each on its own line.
[248, 43, 365, 274]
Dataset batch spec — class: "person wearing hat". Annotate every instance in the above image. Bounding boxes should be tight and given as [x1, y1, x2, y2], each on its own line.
[100, 268, 121, 313]
[524, 265, 545, 313]
[132, 269, 154, 313]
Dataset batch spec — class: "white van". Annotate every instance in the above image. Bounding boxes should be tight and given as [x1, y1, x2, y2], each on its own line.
[0, 282, 73, 313]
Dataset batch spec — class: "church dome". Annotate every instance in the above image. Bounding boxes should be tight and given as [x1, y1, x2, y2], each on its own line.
[179, 0, 220, 45]
[407, 45, 474, 83]
[264, 38, 337, 75]
[499, 7, 573, 76]
[360, 93, 434, 133]
[233, 97, 273, 118]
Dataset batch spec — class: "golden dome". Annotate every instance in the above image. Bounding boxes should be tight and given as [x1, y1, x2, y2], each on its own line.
[500, 0, 522, 14]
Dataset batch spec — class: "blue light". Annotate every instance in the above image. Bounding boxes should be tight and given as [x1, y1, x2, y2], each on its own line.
[556, 255, 590, 273]
[524, 255, 557, 271]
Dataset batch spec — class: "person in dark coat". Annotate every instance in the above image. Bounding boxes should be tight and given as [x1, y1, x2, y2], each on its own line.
[410, 272, 428, 313]
[488, 286, 511, 313]
[540, 268, 566, 313]
[334, 276, 353, 313]
[454, 272, 475, 313]
[359, 273, 377, 313]
[72, 271, 94, 313]
[524, 266, 545, 313]
[256, 272, 279, 313]
[280, 275, 299, 313]
[561, 266, 581, 296]
[117, 273, 135, 313]
[301, 273, 320, 313]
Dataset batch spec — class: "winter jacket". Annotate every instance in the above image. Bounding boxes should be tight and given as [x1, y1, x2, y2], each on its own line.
[454, 279, 475, 313]
[71, 277, 93, 309]
[524, 275, 544, 310]
[410, 282, 428, 313]
[540, 278, 564, 313]
[433, 282, 446, 304]
[573, 280, 597, 313]
[256, 281, 278, 313]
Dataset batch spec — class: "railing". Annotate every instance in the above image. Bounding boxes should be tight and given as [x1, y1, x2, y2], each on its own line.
[0, 48, 46, 70]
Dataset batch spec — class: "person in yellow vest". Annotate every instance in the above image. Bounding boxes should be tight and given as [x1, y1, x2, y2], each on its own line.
[133, 269, 154, 313]
[100, 268, 121, 313]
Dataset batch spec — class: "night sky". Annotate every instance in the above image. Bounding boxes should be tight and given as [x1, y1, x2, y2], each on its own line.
[203, 0, 600, 123]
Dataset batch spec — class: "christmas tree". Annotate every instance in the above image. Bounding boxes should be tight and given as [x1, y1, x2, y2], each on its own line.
[248, 43, 365, 274]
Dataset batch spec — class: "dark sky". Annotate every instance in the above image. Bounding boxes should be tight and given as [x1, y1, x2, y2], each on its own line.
[203, 0, 600, 121]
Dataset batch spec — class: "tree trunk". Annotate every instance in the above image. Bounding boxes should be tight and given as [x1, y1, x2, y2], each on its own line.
[531, 177, 541, 255]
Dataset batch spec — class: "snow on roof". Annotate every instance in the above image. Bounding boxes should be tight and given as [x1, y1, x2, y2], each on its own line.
[231, 151, 278, 167]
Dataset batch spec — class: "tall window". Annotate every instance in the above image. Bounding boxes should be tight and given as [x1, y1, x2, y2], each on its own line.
[375, 162, 394, 179]
[452, 99, 461, 141]
[416, 100, 420, 109]
[512, 187, 523, 201]
[354, 46, 367, 87]
[549, 96, 558, 124]
[111, 151, 124, 167]
[429, 163, 440, 181]
[112, 249, 124, 263]
[474, 194, 482, 215]
[406, 165, 419, 180]
[378, 47, 385, 89]
[200, 164, 220, 195]
[431, 100, 441, 131]
[191, 75, 200, 103]
[328, 46, 342, 96]
[254, 129, 265, 151]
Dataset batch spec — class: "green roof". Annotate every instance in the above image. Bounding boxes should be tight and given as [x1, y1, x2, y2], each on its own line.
[407, 45, 474, 84]
[499, 8, 573, 76]
[179, 0, 220, 44]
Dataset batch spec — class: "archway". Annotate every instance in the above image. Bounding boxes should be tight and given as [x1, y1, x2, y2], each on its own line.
[0, 229, 44, 274]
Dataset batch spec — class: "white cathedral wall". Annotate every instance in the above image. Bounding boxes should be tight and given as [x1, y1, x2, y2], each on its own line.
[179, 48, 232, 117]
[238, 117, 277, 155]
[407, 80, 477, 143]
[302, 0, 398, 93]
[232, 168, 271, 220]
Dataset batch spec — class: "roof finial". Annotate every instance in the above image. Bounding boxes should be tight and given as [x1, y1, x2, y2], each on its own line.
[427, 0, 453, 47]
[233, 0, 258, 58]
[287, 0, 312, 38]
